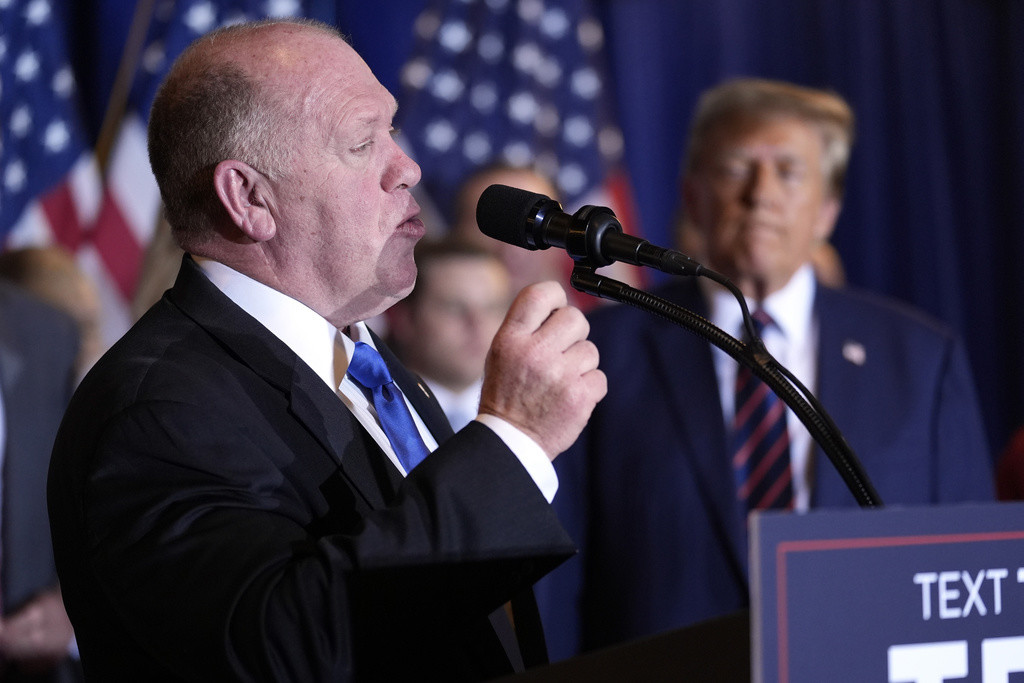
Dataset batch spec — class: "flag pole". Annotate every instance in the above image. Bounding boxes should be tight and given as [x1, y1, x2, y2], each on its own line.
[94, 0, 158, 175]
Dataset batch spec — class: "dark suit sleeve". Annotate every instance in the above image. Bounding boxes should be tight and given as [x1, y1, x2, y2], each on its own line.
[533, 430, 587, 661]
[74, 399, 571, 681]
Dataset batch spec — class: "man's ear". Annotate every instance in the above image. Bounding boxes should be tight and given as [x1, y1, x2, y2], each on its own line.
[213, 160, 277, 242]
[815, 196, 841, 242]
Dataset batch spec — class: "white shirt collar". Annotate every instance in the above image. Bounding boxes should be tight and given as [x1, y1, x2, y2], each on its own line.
[195, 257, 371, 390]
[703, 263, 817, 341]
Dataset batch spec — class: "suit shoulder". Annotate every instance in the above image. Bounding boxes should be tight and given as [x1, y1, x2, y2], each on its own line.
[819, 285, 959, 344]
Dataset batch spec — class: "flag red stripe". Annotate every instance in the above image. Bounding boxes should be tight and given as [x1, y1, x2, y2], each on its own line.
[93, 194, 143, 301]
[40, 182, 84, 251]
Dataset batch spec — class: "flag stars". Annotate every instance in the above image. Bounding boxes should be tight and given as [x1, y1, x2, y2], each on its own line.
[438, 20, 472, 54]
[183, 1, 217, 34]
[424, 119, 458, 152]
[264, 0, 301, 18]
[402, 58, 432, 91]
[463, 132, 491, 163]
[598, 126, 624, 160]
[24, 0, 51, 26]
[0, 36, 8, 62]
[512, 42, 542, 76]
[10, 105, 31, 138]
[52, 65, 75, 97]
[502, 140, 533, 167]
[415, 11, 441, 41]
[43, 119, 70, 153]
[564, 115, 594, 146]
[477, 32, 504, 63]
[577, 17, 604, 51]
[15, 50, 40, 82]
[430, 69, 465, 102]
[536, 57, 562, 88]
[143, 41, 166, 75]
[558, 164, 587, 196]
[469, 81, 498, 113]
[508, 91, 539, 124]
[5, 159, 27, 193]
[535, 105, 560, 136]
[399, 0, 621, 208]
[517, 0, 543, 24]
[540, 8, 570, 40]
[222, 11, 249, 27]
[571, 67, 601, 99]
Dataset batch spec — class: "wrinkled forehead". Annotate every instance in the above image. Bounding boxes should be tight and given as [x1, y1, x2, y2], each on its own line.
[233, 26, 396, 129]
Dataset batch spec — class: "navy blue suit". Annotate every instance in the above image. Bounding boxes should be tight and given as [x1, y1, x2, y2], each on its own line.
[538, 277, 994, 659]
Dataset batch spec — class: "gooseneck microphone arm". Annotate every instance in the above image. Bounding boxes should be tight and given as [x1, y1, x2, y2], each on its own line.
[477, 183, 883, 509]
[570, 263, 882, 509]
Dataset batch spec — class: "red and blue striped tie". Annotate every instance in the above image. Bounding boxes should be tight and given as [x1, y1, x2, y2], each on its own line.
[731, 310, 793, 512]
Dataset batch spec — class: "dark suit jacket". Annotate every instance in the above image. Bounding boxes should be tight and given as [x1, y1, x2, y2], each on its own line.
[537, 277, 994, 659]
[0, 283, 81, 682]
[47, 256, 574, 681]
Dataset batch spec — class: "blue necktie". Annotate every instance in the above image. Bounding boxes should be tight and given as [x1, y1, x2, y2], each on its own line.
[347, 341, 430, 473]
[731, 310, 794, 512]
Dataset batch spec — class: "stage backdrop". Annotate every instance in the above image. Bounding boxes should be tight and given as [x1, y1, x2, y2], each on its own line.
[69, 0, 1024, 461]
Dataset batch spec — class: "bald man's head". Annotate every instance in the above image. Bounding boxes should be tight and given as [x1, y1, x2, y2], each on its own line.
[147, 20, 345, 250]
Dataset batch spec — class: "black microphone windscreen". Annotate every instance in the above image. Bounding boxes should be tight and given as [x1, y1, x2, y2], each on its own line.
[475, 184, 550, 249]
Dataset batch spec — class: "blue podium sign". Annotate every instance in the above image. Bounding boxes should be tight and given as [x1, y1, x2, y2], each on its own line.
[750, 503, 1024, 683]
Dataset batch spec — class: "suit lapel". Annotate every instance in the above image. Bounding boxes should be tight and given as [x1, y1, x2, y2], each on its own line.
[370, 329, 455, 444]
[810, 286, 871, 507]
[649, 281, 748, 573]
[165, 256, 394, 510]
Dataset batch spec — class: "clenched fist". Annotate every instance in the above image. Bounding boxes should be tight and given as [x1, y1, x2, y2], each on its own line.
[478, 281, 607, 459]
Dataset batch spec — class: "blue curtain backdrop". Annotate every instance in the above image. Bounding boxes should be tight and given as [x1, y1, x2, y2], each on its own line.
[75, 0, 1024, 462]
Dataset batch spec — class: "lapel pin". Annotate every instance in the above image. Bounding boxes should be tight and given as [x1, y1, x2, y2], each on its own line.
[842, 340, 867, 366]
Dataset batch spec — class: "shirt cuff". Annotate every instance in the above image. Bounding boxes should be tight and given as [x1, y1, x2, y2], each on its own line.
[474, 414, 558, 503]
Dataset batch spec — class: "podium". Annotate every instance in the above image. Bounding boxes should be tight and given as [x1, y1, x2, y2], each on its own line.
[504, 502, 1024, 682]
[495, 609, 749, 682]
[750, 502, 1024, 682]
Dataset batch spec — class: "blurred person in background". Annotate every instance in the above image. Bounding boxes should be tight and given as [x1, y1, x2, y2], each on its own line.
[538, 77, 993, 659]
[0, 280, 82, 682]
[387, 238, 513, 431]
[451, 164, 572, 298]
[0, 246, 103, 379]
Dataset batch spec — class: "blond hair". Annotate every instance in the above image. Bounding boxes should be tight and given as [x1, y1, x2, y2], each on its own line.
[684, 77, 854, 199]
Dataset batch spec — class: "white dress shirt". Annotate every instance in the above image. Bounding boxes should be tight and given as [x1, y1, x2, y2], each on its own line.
[703, 263, 819, 512]
[422, 378, 483, 433]
[196, 258, 557, 501]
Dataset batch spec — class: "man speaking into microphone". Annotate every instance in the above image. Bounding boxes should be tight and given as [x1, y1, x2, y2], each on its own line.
[47, 19, 605, 681]
[515, 77, 994, 659]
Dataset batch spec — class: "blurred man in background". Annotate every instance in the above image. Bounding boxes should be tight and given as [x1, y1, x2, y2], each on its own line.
[387, 239, 513, 431]
[539, 77, 993, 659]
[0, 282, 81, 682]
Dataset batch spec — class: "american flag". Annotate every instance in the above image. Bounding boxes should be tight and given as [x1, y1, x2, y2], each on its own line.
[90, 0, 308, 342]
[397, 0, 638, 234]
[0, 0, 103, 318]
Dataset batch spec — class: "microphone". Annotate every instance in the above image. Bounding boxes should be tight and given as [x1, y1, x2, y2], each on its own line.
[475, 184, 704, 277]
